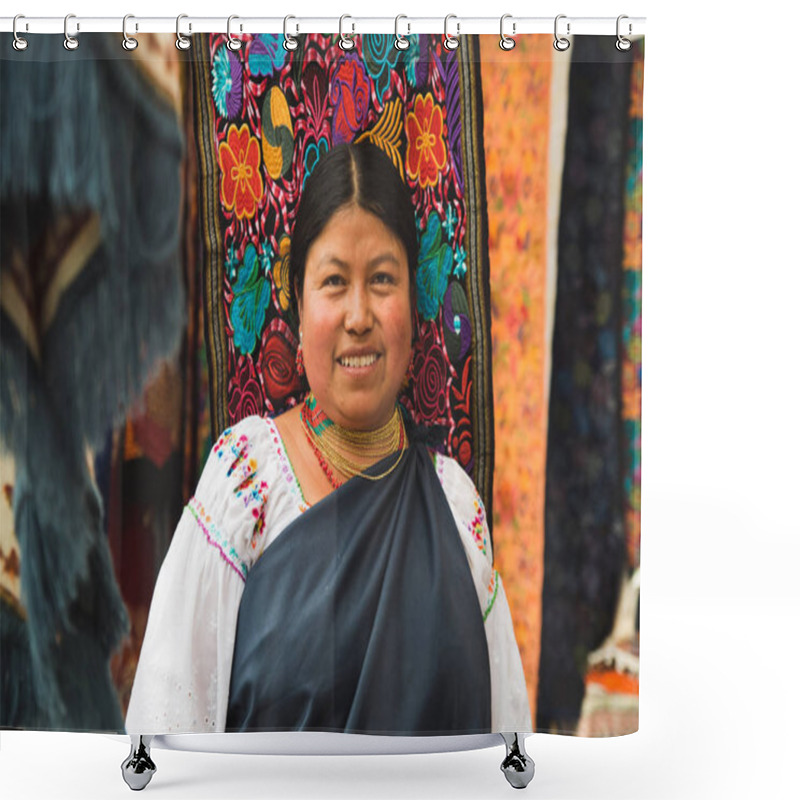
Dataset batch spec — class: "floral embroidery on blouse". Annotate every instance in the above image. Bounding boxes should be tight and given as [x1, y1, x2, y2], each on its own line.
[469, 494, 488, 556]
[187, 496, 248, 581]
[483, 569, 500, 621]
[264, 416, 310, 512]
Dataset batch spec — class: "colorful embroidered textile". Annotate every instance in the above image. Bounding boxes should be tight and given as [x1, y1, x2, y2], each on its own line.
[191, 33, 495, 518]
[537, 37, 635, 734]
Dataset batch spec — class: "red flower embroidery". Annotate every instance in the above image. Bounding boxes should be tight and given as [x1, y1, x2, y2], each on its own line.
[229, 356, 265, 423]
[259, 318, 301, 404]
[330, 55, 371, 145]
[405, 94, 447, 189]
[219, 125, 264, 220]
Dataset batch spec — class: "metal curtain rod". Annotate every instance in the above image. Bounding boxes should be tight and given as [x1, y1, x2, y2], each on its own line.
[0, 15, 646, 37]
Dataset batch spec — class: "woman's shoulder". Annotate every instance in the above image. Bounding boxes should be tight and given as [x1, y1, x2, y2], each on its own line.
[194, 414, 282, 507]
[429, 449, 492, 563]
[429, 449, 477, 497]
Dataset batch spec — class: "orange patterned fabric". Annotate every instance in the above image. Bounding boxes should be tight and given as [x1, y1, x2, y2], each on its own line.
[480, 35, 554, 719]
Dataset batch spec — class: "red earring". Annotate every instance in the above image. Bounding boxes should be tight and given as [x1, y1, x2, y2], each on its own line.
[296, 333, 305, 377]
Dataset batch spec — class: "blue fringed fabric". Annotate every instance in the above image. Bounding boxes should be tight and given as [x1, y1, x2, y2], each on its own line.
[0, 35, 186, 730]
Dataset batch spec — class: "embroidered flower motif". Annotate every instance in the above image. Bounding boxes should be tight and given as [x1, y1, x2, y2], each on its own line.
[301, 62, 330, 142]
[330, 54, 371, 145]
[303, 138, 330, 188]
[229, 355, 265, 423]
[451, 423, 473, 474]
[212, 46, 243, 118]
[261, 86, 294, 181]
[412, 324, 449, 425]
[271, 234, 293, 313]
[188, 496, 248, 581]
[453, 244, 467, 279]
[416, 212, 453, 321]
[470, 496, 488, 555]
[363, 35, 400, 103]
[443, 203, 458, 239]
[259, 317, 302, 405]
[248, 34, 286, 78]
[231, 243, 272, 355]
[219, 125, 264, 220]
[405, 93, 447, 189]
[401, 35, 421, 87]
[483, 570, 499, 621]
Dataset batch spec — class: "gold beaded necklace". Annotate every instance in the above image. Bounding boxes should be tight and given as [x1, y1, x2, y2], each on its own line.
[301, 393, 408, 488]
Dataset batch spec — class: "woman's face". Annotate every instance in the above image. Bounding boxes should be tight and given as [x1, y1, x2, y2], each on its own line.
[297, 204, 413, 430]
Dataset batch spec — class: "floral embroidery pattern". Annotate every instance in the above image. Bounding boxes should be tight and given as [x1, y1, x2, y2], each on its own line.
[261, 86, 294, 181]
[229, 243, 271, 355]
[212, 47, 243, 118]
[330, 54, 371, 145]
[416, 212, 453, 321]
[205, 33, 484, 479]
[219, 125, 264, 220]
[187, 497, 248, 581]
[248, 34, 286, 78]
[483, 570, 499, 621]
[271, 234, 292, 312]
[405, 93, 447, 189]
[229, 355, 265, 423]
[363, 34, 401, 103]
[259, 318, 301, 403]
[412, 324, 449, 426]
[469, 493, 488, 556]
[303, 138, 330, 187]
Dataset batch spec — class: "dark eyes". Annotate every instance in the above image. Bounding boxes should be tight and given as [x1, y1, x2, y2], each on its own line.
[321, 273, 395, 287]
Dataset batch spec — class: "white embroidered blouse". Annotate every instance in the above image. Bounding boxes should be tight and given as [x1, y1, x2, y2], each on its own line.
[125, 414, 531, 734]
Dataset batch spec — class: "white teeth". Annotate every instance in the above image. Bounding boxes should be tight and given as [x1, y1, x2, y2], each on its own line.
[339, 354, 378, 368]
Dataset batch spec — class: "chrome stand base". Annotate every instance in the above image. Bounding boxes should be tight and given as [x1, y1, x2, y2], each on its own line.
[500, 733, 535, 789]
[121, 735, 156, 791]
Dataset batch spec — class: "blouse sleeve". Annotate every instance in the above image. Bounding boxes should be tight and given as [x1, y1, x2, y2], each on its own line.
[434, 453, 533, 733]
[125, 416, 271, 734]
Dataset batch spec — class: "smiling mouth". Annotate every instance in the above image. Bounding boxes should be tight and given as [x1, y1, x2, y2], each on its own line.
[337, 353, 380, 368]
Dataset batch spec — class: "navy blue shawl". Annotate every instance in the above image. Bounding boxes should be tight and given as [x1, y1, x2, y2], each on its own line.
[226, 440, 491, 735]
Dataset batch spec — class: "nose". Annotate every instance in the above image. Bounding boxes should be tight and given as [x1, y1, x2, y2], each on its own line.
[344, 284, 374, 335]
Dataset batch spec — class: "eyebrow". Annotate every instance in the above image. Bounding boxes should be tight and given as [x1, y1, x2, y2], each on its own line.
[316, 252, 402, 271]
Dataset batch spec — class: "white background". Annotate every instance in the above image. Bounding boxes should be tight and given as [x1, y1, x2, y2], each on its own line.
[3, 1, 799, 798]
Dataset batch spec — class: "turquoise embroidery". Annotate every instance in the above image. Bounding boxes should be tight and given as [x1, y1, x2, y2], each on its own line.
[188, 498, 248, 581]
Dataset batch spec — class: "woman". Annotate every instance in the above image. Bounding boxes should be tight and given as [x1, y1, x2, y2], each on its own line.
[126, 142, 530, 736]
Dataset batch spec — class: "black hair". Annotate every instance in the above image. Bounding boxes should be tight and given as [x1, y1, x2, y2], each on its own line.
[289, 142, 419, 317]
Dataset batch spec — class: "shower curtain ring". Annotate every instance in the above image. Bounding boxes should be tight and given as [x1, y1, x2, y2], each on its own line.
[176, 14, 191, 50]
[227, 15, 242, 51]
[616, 15, 632, 51]
[499, 14, 516, 50]
[394, 15, 410, 51]
[283, 16, 299, 51]
[338, 15, 355, 50]
[443, 14, 460, 51]
[64, 13, 79, 50]
[12, 14, 29, 51]
[122, 14, 139, 51]
[553, 14, 570, 51]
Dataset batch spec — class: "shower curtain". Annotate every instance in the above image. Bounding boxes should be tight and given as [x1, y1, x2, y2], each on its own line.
[0, 29, 643, 738]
